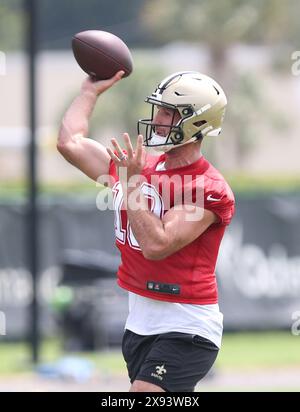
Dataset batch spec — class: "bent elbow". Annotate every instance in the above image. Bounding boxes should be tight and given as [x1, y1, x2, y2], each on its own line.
[57, 124, 75, 154]
[57, 139, 72, 157]
[56, 140, 65, 154]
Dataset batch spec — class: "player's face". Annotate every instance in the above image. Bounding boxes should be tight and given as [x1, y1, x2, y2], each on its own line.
[153, 107, 181, 137]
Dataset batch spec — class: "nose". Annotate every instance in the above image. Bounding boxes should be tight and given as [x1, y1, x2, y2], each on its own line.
[153, 111, 165, 136]
[153, 110, 163, 125]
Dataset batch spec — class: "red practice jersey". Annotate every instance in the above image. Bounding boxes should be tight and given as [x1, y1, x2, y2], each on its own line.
[109, 153, 235, 304]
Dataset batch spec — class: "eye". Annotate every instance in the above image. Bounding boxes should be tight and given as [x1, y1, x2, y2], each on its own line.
[163, 109, 173, 117]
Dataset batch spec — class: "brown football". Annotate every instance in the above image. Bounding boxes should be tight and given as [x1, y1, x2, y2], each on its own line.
[72, 30, 133, 80]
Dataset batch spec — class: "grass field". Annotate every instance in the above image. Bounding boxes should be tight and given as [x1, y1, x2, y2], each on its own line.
[1, 175, 300, 200]
[217, 331, 300, 370]
[0, 331, 299, 375]
[0, 331, 299, 391]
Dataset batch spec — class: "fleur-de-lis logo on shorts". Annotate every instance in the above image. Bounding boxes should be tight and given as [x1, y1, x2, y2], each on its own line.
[155, 364, 167, 375]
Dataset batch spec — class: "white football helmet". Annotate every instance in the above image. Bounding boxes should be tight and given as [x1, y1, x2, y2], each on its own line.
[138, 71, 227, 152]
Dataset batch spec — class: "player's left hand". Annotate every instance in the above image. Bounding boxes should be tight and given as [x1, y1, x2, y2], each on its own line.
[107, 133, 146, 181]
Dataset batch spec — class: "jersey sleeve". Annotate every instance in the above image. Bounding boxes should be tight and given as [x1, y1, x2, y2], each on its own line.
[204, 179, 235, 225]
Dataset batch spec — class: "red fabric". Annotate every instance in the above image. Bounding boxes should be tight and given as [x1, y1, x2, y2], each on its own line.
[109, 153, 235, 304]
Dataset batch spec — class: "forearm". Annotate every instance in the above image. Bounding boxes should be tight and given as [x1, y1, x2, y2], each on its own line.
[125, 185, 168, 258]
[58, 72, 124, 146]
[58, 90, 97, 145]
[107, 133, 170, 259]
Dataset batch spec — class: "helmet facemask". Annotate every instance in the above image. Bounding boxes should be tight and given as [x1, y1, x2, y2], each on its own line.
[138, 97, 202, 152]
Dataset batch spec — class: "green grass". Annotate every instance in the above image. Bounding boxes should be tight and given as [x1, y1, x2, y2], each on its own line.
[0, 331, 299, 376]
[0, 339, 126, 375]
[224, 174, 300, 194]
[0, 181, 101, 200]
[1, 175, 300, 200]
[216, 331, 300, 371]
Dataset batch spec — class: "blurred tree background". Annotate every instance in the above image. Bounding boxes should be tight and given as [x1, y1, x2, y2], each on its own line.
[2, 0, 299, 51]
[142, 0, 300, 60]
[0, 0, 149, 51]
[141, 0, 298, 168]
[1, 0, 300, 188]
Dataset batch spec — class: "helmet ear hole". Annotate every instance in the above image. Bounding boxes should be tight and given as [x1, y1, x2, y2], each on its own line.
[182, 107, 193, 116]
[171, 130, 184, 144]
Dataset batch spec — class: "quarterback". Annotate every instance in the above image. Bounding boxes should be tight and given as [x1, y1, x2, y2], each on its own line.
[57, 70, 235, 392]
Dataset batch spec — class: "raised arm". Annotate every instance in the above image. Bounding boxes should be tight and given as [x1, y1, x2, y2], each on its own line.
[57, 71, 124, 181]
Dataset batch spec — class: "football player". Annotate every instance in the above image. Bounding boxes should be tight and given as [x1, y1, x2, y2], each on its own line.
[58, 71, 235, 392]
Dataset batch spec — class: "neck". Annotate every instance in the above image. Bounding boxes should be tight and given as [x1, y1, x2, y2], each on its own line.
[164, 142, 202, 170]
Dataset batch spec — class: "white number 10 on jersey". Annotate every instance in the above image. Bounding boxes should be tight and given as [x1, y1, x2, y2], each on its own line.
[112, 181, 164, 251]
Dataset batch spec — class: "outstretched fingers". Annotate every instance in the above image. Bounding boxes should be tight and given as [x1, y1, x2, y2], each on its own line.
[135, 134, 144, 161]
[111, 138, 124, 158]
[110, 70, 125, 84]
[123, 133, 134, 159]
[106, 147, 120, 163]
[91, 70, 125, 94]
